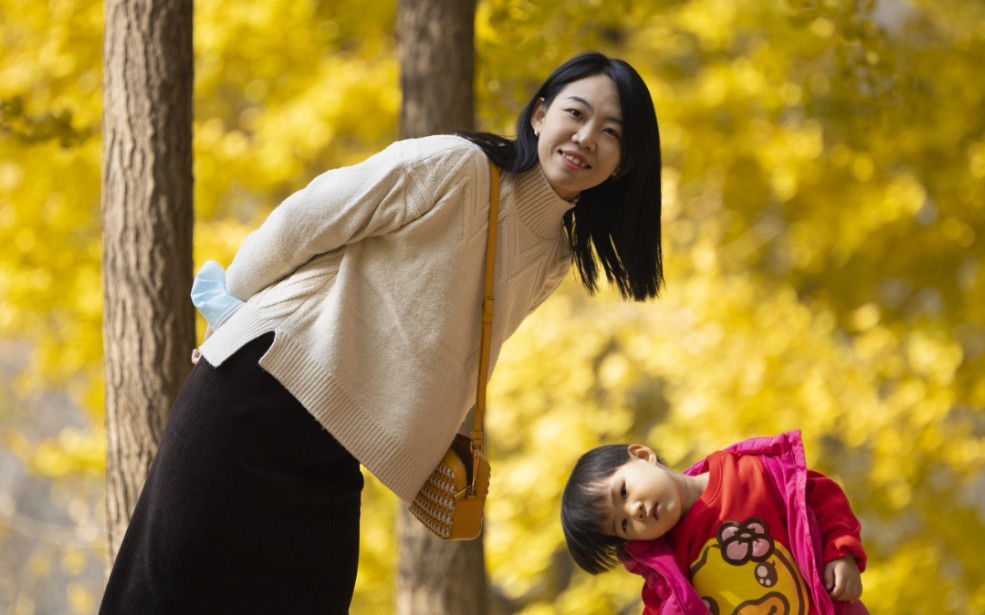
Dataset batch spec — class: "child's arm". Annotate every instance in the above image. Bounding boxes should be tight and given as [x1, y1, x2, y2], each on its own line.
[806, 470, 867, 599]
[824, 555, 863, 601]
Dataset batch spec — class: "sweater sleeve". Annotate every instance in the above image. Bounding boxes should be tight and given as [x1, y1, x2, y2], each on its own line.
[805, 469, 868, 572]
[224, 139, 440, 300]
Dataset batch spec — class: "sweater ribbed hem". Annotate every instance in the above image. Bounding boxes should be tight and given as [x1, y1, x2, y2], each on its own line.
[200, 311, 433, 503]
[259, 333, 432, 503]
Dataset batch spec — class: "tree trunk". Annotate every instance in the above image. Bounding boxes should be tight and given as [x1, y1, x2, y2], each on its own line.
[398, 0, 476, 139]
[101, 0, 194, 566]
[396, 1, 485, 614]
[397, 519, 488, 613]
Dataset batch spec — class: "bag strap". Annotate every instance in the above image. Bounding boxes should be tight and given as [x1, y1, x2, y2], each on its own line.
[469, 163, 500, 462]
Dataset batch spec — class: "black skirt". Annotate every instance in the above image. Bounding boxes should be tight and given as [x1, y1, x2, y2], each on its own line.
[100, 333, 364, 615]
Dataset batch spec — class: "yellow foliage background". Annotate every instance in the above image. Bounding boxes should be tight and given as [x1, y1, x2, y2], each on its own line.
[1, 0, 983, 613]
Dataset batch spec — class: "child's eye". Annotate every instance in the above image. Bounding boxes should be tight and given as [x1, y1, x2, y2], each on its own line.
[620, 483, 627, 499]
[622, 518, 629, 533]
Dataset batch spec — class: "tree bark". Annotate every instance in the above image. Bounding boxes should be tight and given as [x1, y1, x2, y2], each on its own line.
[101, 0, 194, 566]
[398, 0, 476, 139]
[396, 1, 486, 614]
[397, 519, 488, 613]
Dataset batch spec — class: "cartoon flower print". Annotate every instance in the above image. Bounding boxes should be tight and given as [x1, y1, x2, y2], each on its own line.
[717, 518, 775, 566]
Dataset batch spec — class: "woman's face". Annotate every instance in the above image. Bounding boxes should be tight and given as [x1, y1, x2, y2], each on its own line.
[531, 74, 623, 201]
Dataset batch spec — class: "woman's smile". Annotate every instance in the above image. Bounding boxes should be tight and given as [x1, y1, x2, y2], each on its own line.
[532, 73, 624, 201]
[560, 149, 591, 169]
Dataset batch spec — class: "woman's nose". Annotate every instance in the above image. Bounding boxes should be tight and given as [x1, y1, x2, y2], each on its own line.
[572, 128, 596, 151]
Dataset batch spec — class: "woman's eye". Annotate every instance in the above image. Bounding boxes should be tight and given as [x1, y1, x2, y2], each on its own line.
[604, 127, 622, 139]
[566, 108, 583, 118]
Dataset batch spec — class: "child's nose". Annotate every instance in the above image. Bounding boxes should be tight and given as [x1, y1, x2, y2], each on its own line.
[623, 501, 637, 519]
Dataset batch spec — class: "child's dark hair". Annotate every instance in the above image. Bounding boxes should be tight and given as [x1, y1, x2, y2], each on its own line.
[561, 444, 651, 574]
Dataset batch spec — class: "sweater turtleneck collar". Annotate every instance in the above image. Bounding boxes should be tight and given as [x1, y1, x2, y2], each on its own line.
[510, 164, 576, 240]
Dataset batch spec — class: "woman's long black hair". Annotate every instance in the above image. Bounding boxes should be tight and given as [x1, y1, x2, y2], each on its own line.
[461, 51, 663, 301]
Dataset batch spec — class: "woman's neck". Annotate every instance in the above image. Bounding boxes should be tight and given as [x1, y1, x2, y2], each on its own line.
[512, 165, 575, 239]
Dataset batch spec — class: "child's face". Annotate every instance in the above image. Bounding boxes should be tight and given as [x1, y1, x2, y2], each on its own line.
[597, 445, 685, 542]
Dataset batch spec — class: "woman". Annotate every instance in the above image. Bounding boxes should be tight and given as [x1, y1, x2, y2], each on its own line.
[100, 51, 663, 614]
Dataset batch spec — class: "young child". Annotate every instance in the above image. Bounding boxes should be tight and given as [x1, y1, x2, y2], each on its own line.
[561, 431, 868, 614]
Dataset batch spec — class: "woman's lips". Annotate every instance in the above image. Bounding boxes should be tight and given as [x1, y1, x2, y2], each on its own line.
[560, 150, 590, 170]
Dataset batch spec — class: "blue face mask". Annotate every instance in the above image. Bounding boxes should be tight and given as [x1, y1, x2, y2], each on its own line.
[190, 260, 244, 328]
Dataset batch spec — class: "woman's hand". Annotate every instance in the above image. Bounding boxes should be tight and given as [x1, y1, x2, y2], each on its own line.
[191, 326, 213, 365]
[825, 555, 863, 601]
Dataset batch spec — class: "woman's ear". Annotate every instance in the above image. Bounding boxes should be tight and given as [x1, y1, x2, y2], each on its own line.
[530, 97, 546, 135]
[627, 444, 659, 463]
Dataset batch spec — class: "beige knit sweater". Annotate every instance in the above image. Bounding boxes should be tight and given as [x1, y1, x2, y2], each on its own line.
[200, 135, 574, 503]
